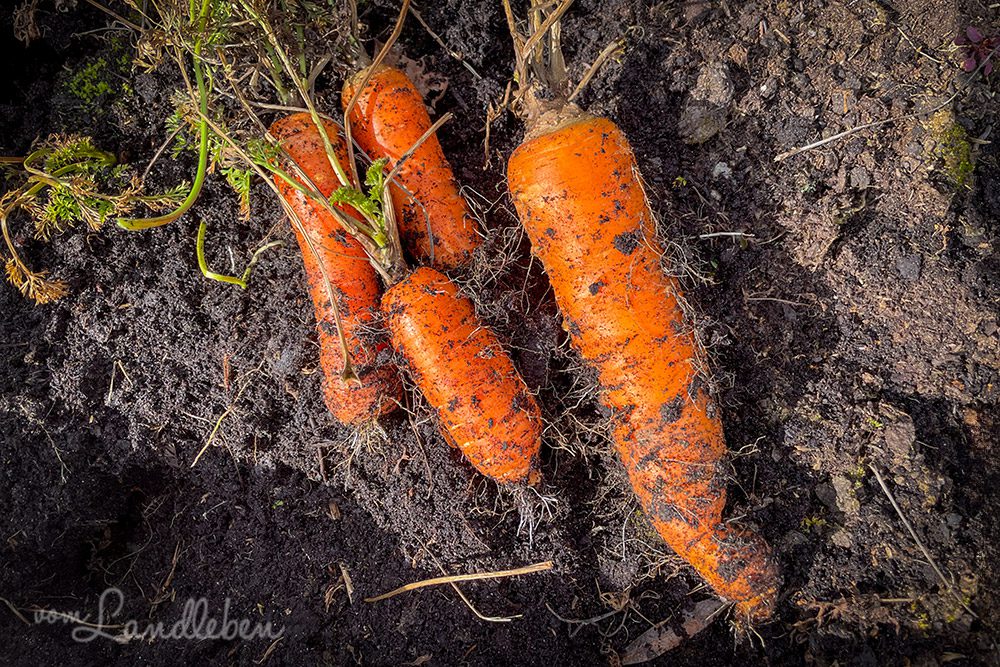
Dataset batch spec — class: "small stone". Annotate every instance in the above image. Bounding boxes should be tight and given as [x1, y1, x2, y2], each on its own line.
[678, 62, 734, 145]
[849, 166, 870, 189]
[815, 482, 838, 512]
[831, 529, 853, 548]
[884, 415, 916, 460]
[783, 530, 809, 548]
[831, 475, 860, 515]
[692, 63, 735, 106]
[896, 254, 922, 281]
[683, 0, 712, 22]
[678, 107, 726, 145]
[712, 161, 733, 179]
[760, 77, 779, 99]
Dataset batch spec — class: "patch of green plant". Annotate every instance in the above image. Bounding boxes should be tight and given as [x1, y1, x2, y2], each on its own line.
[329, 158, 390, 245]
[847, 461, 867, 488]
[801, 515, 827, 532]
[1, 135, 188, 303]
[865, 416, 884, 429]
[67, 58, 113, 104]
[926, 111, 975, 188]
[937, 124, 975, 187]
[64, 36, 135, 112]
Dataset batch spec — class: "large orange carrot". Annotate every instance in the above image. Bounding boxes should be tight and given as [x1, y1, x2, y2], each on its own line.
[508, 111, 780, 619]
[270, 113, 400, 425]
[383, 266, 542, 485]
[343, 64, 480, 270]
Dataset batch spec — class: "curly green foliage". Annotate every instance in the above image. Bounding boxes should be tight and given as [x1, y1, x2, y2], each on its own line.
[222, 165, 253, 219]
[41, 135, 114, 173]
[329, 158, 390, 240]
[2, 134, 188, 303]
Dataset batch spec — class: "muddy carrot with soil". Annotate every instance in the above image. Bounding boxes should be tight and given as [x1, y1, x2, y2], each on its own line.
[342, 8, 480, 270]
[239, 1, 541, 490]
[270, 114, 401, 425]
[273, 113, 541, 483]
[503, 0, 780, 620]
[383, 266, 542, 485]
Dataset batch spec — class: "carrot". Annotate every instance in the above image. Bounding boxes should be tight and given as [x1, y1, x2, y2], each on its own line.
[510, 111, 779, 621]
[382, 266, 542, 486]
[265, 13, 539, 490]
[343, 64, 480, 270]
[270, 113, 400, 425]
[503, 4, 780, 621]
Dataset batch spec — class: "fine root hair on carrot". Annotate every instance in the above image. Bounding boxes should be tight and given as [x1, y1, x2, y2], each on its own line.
[467, 222, 526, 288]
[582, 464, 685, 582]
[468, 475, 520, 525]
[462, 472, 561, 547]
[459, 183, 503, 232]
[514, 485, 558, 544]
[624, 514, 687, 584]
[460, 221, 534, 331]
[538, 342, 611, 459]
[340, 419, 390, 473]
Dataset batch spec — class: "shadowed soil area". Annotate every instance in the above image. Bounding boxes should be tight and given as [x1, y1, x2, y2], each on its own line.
[2, 0, 998, 664]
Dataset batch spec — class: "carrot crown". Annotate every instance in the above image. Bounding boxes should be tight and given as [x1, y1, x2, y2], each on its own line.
[502, 0, 623, 136]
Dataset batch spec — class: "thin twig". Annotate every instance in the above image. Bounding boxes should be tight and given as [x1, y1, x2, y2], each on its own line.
[869, 464, 977, 619]
[365, 561, 554, 603]
[382, 111, 453, 265]
[409, 7, 483, 80]
[82, 0, 142, 31]
[568, 39, 623, 103]
[384, 112, 453, 185]
[191, 365, 262, 467]
[419, 540, 518, 622]
[775, 49, 995, 161]
[545, 602, 626, 637]
[0, 597, 31, 625]
[140, 124, 184, 181]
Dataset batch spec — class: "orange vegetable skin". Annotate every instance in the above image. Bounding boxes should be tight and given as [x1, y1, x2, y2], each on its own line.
[383, 266, 542, 485]
[507, 114, 780, 619]
[271, 113, 400, 425]
[343, 65, 480, 270]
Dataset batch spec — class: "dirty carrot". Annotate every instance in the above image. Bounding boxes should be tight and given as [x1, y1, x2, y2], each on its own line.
[270, 113, 400, 425]
[504, 1, 780, 620]
[343, 64, 481, 270]
[382, 266, 542, 485]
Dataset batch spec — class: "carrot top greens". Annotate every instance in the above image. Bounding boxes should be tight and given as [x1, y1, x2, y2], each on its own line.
[1, 135, 187, 303]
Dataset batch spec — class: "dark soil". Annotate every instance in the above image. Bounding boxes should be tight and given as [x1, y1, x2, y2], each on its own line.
[2, 0, 999, 665]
